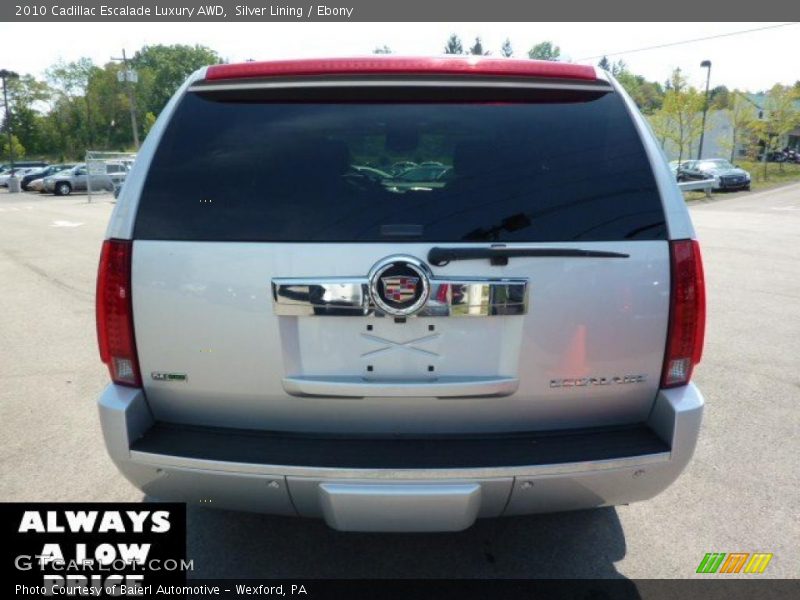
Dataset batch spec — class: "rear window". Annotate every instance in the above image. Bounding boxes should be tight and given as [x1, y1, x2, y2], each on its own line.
[134, 88, 666, 242]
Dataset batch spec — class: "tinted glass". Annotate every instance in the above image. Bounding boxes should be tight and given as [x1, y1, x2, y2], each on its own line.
[135, 91, 666, 242]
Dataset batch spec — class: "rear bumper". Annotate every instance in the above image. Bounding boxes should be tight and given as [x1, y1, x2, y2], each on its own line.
[98, 384, 703, 531]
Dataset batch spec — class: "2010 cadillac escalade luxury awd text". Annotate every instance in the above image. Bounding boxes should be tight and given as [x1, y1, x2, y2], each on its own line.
[96, 57, 706, 532]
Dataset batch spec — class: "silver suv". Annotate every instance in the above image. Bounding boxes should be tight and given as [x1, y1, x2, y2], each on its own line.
[96, 57, 706, 532]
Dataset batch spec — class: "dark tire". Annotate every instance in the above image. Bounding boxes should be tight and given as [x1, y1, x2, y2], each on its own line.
[744, 184, 751, 191]
[54, 182, 72, 196]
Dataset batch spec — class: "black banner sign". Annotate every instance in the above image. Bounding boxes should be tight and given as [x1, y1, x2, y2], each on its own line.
[3, 503, 187, 596]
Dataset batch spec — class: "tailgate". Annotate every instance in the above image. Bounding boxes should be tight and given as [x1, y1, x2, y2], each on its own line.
[132, 240, 668, 433]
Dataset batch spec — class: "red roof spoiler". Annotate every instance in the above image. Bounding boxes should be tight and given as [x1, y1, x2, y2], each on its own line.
[205, 57, 597, 82]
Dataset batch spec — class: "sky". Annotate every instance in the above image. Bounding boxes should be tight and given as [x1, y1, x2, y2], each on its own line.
[0, 22, 799, 92]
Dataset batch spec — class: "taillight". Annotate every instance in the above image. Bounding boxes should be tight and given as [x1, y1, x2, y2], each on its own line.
[96, 239, 141, 387]
[661, 239, 706, 388]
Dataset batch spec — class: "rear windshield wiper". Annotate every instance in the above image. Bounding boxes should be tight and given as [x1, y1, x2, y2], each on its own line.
[428, 246, 630, 267]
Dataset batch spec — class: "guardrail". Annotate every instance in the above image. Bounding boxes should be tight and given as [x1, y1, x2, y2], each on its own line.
[678, 179, 714, 198]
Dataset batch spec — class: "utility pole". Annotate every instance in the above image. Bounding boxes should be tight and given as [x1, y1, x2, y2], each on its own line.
[111, 49, 139, 149]
[0, 69, 20, 176]
[697, 60, 712, 160]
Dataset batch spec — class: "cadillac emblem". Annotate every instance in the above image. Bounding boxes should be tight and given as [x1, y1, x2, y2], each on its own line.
[381, 275, 420, 303]
[369, 256, 431, 316]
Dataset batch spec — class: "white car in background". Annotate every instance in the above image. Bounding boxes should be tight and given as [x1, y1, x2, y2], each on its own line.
[0, 167, 36, 187]
[27, 177, 47, 192]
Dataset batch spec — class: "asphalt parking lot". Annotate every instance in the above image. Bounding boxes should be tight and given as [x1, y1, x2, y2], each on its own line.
[1, 186, 798, 579]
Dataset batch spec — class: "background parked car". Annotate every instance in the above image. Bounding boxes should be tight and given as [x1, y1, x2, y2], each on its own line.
[28, 178, 48, 193]
[384, 164, 452, 191]
[680, 159, 751, 191]
[0, 166, 40, 188]
[0, 161, 48, 172]
[350, 165, 393, 183]
[759, 148, 800, 164]
[669, 160, 697, 181]
[20, 164, 75, 191]
[43, 164, 116, 196]
[104, 161, 130, 187]
[389, 160, 418, 176]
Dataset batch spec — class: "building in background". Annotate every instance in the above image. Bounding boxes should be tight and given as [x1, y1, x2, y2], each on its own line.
[661, 93, 800, 162]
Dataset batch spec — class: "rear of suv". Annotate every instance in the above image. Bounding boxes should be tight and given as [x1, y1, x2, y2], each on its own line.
[97, 57, 706, 532]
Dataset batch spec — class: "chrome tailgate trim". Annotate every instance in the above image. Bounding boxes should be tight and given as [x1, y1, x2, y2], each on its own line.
[273, 277, 528, 317]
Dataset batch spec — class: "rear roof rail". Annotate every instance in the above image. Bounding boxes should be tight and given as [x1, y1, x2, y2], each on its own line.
[204, 56, 598, 82]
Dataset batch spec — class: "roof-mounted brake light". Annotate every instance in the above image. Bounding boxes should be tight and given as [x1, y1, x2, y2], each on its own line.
[205, 57, 597, 82]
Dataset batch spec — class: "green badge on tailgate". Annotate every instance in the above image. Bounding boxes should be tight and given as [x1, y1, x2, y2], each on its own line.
[151, 372, 188, 382]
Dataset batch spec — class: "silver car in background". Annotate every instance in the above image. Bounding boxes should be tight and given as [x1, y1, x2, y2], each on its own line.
[43, 164, 117, 196]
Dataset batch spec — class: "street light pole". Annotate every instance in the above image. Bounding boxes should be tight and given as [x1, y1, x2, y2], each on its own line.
[111, 49, 139, 150]
[697, 60, 712, 160]
[0, 69, 20, 176]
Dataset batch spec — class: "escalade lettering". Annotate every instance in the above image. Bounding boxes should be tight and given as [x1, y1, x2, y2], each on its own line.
[550, 375, 647, 388]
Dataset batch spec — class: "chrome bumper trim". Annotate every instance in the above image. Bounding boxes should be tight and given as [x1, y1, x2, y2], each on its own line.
[282, 375, 519, 398]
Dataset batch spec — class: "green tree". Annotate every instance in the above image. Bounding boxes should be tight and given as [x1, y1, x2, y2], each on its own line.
[617, 71, 664, 115]
[755, 84, 800, 175]
[647, 111, 670, 149]
[88, 62, 140, 152]
[709, 85, 730, 110]
[131, 44, 221, 115]
[500, 38, 513, 58]
[613, 63, 664, 114]
[528, 41, 560, 61]
[44, 58, 153, 156]
[469, 37, 489, 56]
[718, 91, 756, 163]
[0, 43, 227, 159]
[444, 34, 464, 55]
[0, 134, 26, 162]
[46, 58, 100, 149]
[661, 69, 705, 163]
[4, 74, 52, 157]
[610, 59, 626, 77]
[599, 56, 665, 114]
[142, 112, 157, 137]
